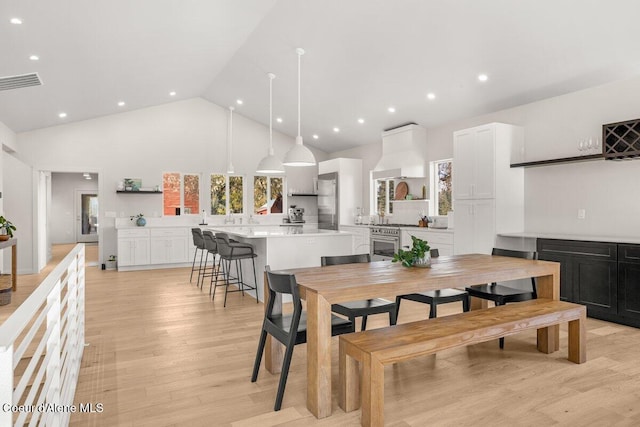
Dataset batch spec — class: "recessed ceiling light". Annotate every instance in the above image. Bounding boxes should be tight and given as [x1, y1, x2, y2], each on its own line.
[276, 117, 283, 123]
[357, 118, 365, 124]
[117, 101, 125, 107]
[388, 107, 396, 113]
[478, 74, 488, 82]
[10, 18, 22, 25]
[427, 92, 436, 100]
[58, 112, 67, 118]
[312, 134, 319, 139]
[169, 91, 176, 96]
[83, 173, 90, 177]
[333, 127, 340, 133]
[29, 55, 39, 61]
[236, 99, 243, 105]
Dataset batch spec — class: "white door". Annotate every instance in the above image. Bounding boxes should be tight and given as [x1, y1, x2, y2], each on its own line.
[76, 190, 98, 243]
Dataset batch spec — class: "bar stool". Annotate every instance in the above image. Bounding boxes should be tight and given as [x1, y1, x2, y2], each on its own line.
[201, 231, 220, 292]
[214, 232, 259, 307]
[190, 228, 206, 285]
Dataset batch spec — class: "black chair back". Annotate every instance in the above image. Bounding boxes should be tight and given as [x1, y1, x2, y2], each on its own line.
[202, 230, 217, 253]
[215, 233, 232, 258]
[491, 248, 538, 297]
[321, 253, 370, 266]
[191, 228, 205, 249]
[430, 248, 439, 258]
[264, 266, 302, 316]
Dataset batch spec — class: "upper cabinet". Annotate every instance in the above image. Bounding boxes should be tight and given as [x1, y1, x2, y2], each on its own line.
[453, 123, 524, 200]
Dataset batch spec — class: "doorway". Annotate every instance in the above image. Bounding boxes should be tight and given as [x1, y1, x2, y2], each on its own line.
[76, 191, 98, 243]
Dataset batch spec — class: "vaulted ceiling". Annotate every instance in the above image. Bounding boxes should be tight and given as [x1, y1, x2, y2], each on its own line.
[2, 0, 640, 152]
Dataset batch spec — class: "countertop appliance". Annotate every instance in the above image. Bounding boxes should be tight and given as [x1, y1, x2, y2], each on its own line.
[318, 172, 339, 230]
[288, 206, 305, 223]
[370, 226, 400, 261]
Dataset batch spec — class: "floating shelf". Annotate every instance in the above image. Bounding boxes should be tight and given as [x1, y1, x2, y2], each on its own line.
[510, 154, 604, 168]
[288, 193, 318, 197]
[391, 199, 429, 202]
[116, 190, 163, 194]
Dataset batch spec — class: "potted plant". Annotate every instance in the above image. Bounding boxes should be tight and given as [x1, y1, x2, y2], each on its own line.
[130, 213, 146, 227]
[392, 235, 431, 268]
[0, 216, 16, 241]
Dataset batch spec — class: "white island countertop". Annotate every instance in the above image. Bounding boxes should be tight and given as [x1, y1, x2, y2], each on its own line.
[207, 226, 352, 238]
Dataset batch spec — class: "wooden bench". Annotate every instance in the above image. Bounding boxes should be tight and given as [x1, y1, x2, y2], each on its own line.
[339, 298, 586, 427]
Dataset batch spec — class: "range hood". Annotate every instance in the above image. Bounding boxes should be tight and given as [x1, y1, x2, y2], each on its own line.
[372, 123, 427, 179]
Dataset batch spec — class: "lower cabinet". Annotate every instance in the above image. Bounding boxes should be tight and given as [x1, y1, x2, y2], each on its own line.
[118, 227, 189, 269]
[537, 238, 640, 327]
[340, 226, 371, 255]
[401, 229, 454, 256]
[117, 229, 151, 267]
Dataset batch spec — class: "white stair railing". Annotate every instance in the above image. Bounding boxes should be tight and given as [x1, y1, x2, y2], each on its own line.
[0, 244, 85, 427]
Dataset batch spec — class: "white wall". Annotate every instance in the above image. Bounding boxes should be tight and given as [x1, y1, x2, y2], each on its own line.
[336, 75, 640, 238]
[50, 173, 99, 244]
[12, 98, 328, 265]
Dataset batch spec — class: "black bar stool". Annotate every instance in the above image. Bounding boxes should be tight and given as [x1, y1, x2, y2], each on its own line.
[190, 228, 206, 285]
[201, 231, 221, 292]
[214, 232, 259, 307]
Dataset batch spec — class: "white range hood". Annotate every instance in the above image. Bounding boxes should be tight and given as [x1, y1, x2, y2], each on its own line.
[372, 123, 427, 179]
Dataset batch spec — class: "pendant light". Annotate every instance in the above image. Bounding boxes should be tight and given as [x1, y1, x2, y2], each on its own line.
[226, 106, 235, 174]
[256, 73, 285, 174]
[283, 47, 316, 166]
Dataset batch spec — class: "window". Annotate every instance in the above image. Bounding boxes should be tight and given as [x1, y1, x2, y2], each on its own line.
[431, 159, 452, 215]
[374, 179, 395, 215]
[210, 174, 245, 215]
[254, 176, 285, 215]
[163, 172, 200, 216]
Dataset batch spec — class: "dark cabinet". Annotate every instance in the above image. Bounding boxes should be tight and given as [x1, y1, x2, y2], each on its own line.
[537, 239, 619, 322]
[618, 244, 640, 321]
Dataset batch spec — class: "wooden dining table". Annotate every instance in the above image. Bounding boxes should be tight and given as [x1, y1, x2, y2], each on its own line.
[265, 253, 560, 419]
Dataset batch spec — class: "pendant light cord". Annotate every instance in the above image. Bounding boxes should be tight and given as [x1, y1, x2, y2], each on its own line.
[296, 48, 304, 139]
[228, 106, 234, 173]
[269, 73, 274, 152]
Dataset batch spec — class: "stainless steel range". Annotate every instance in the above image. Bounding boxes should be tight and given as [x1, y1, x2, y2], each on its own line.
[370, 226, 400, 261]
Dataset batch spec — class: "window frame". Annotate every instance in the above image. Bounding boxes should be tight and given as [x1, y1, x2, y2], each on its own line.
[372, 178, 395, 216]
[253, 175, 286, 216]
[210, 173, 246, 216]
[162, 172, 201, 217]
[429, 158, 453, 216]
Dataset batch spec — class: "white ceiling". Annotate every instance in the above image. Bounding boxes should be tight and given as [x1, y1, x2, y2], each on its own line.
[3, 0, 640, 153]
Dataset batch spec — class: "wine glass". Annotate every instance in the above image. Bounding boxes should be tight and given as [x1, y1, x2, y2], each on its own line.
[587, 137, 594, 151]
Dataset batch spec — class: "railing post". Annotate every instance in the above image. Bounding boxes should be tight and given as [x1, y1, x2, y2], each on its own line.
[45, 279, 62, 427]
[0, 344, 14, 426]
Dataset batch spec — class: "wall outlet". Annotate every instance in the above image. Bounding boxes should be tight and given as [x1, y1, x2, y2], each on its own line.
[577, 209, 586, 220]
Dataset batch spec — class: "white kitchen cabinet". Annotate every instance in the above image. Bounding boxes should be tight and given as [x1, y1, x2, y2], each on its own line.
[400, 229, 454, 256]
[340, 225, 371, 255]
[117, 228, 150, 267]
[150, 228, 189, 264]
[453, 123, 524, 255]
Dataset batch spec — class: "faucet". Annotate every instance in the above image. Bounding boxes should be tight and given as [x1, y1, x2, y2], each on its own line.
[224, 214, 235, 224]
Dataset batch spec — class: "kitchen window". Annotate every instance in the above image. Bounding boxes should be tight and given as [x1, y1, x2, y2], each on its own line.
[374, 178, 395, 215]
[162, 172, 200, 216]
[254, 176, 285, 215]
[430, 159, 452, 216]
[210, 174, 244, 215]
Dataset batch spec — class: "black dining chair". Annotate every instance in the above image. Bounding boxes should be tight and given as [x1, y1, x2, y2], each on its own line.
[251, 266, 353, 411]
[465, 248, 538, 349]
[395, 249, 470, 321]
[321, 253, 397, 331]
[190, 228, 206, 285]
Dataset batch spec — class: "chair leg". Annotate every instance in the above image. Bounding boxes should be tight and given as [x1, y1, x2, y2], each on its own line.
[274, 342, 296, 411]
[189, 248, 198, 282]
[252, 258, 258, 304]
[361, 315, 368, 331]
[348, 316, 356, 333]
[389, 307, 397, 326]
[462, 294, 470, 312]
[251, 329, 268, 382]
[223, 259, 230, 307]
[394, 296, 402, 324]
[212, 257, 222, 301]
[197, 249, 205, 286]
[199, 251, 209, 290]
[429, 301, 437, 319]
[496, 301, 505, 349]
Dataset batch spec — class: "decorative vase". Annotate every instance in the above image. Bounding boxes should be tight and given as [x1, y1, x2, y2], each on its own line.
[136, 217, 146, 227]
[0, 234, 9, 241]
[413, 252, 431, 268]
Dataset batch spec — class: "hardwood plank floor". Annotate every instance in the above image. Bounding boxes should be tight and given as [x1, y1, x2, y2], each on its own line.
[8, 245, 640, 426]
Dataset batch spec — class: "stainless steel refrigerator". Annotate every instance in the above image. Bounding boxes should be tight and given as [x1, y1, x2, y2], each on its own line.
[318, 172, 339, 230]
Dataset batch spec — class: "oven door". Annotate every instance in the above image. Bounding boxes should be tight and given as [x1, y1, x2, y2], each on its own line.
[370, 235, 399, 261]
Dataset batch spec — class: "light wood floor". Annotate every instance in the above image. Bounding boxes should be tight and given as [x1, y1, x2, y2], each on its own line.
[6, 245, 640, 426]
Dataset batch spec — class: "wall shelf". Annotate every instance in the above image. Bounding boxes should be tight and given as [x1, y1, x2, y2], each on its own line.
[288, 193, 318, 197]
[510, 153, 604, 168]
[391, 199, 429, 203]
[116, 190, 163, 194]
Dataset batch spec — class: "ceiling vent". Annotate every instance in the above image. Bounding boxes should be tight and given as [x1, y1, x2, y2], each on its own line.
[0, 72, 42, 91]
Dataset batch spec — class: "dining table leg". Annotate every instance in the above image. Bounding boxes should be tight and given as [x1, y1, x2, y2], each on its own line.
[306, 289, 333, 419]
[535, 269, 561, 353]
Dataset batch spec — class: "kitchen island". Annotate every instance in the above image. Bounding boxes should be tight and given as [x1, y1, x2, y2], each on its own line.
[207, 226, 354, 302]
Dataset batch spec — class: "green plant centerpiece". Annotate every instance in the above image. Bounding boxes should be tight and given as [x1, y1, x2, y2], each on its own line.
[0, 216, 16, 240]
[130, 213, 146, 227]
[392, 235, 431, 268]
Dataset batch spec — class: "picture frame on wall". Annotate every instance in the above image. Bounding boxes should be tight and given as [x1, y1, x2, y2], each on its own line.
[123, 178, 142, 191]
